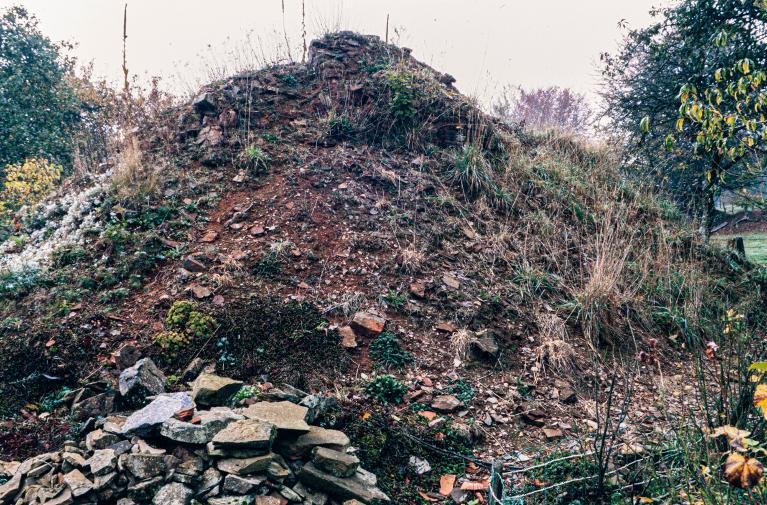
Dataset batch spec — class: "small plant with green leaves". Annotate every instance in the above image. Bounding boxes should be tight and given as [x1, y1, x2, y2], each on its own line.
[244, 145, 269, 173]
[449, 379, 475, 403]
[366, 375, 407, 405]
[382, 290, 407, 309]
[232, 385, 261, 403]
[387, 70, 418, 126]
[152, 330, 192, 358]
[369, 331, 414, 369]
[450, 144, 496, 197]
[165, 300, 197, 329]
[185, 311, 218, 338]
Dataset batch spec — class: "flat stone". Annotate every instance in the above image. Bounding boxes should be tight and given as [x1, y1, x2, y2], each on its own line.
[293, 482, 328, 505]
[431, 395, 463, 413]
[124, 454, 168, 480]
[299, 462, 390, 503]
[119, 358, 167, 406]
[278, 426, 350, 458]
[349, 312, 385, 337]
[469, 331, 499, 360]
[212, 419, 275, 450]
[338, 326, 357, 348]
[127, 476, 164, 502]
[192, 374, 243, 406]
[223, 474, 266, 494]
[85, 429, 121, 451]
[312, 447, 359, 477]
[62, 452, 87, 468]
[93, 472, 117, 491]
[242, 401, 310, 433]
[217, 454, 274, 476]
[0, 473, 22, 504]
[122, 392, 194, 436]
[152, 482, 193, 505]
[280, 485, 302, 502]
[87, 449, 117, 476]
[160, 418, 210, 445]
[63, 469, 93, 498]
[208, 496, 258, 505]
[42, 487, 72, 505]
[71, 392, 115, 421]
[254, 498, 283, 505]
[199, 467, 222, 494]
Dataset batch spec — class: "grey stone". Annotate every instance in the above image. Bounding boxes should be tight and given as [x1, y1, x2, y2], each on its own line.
[127, 476, 164, 502]
[160, 418, 210, 445]
[63, 469, 93, 498]
[278, 426, 350, 458]
[223, 474, 266, 494]
[216, 454, 274, 476]
[469, 331, 499, 360]
[87, 449, 117, 476]
[300, 394, 337, 424]
[85, 429, 121, 451]
[152, 482, 193, 505]
[123, 454, 167, 480]
[179, 357, 206, 384]
[293, 482, 328, 505]
[119, 358, 167, 406]
[199, 467, 222, 494]
[122, 392, 194, 436]
[212, 419, 275, 450]
[192, 374, 243, 406]
[299, 462, 390, 503]
[62, 452, 87, 468]
[71, 392, 115, 421]
[280, 485, 303, 502]
[93, 471, 117, 490]
[312, 447, 359, 477]
[207, 496, 256, 505]
[242, 401, 310, 434]
[431, 395, 463, 413]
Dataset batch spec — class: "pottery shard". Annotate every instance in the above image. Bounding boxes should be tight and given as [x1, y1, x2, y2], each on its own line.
[431, 395, 463, 413]
[192, 374, 243, 407]
[349, 312, 385, 338]
[212, 419, 276, 450]
[242, 401, 310, 433]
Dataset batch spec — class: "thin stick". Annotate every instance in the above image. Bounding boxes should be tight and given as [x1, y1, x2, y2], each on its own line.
[122, 3, 131, 122]
[385, 14, 390, 43]
[302, 0, 307, 63]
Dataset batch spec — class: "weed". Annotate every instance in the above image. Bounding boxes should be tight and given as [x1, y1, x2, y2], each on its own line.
[366, 375, 407, 404]
[449, 379, 475, 403]
[185, 311, 218, 338]
[38, 387, 73, 413]
[369, 332, 414, 369]
[381, 290, 407, 309]
[450, 144, 496, 197]
[244, 145, 269, 173]
[387, 70, 418, 126]
[232, 385, 260, 403]
[152, 331, 191, 358]
[166, 300, 197, 328]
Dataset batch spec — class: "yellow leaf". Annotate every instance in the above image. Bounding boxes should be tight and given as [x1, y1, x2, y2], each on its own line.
[724, 453, 763, 488]
[754, 384, 767, 419]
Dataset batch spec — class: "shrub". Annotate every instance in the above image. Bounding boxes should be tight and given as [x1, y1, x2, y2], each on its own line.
[369, 332, 414, 369]
[185, 311, 218, 338]
[366, 375, 407, 404]
[0, 158, 62, 214]
[244, 145, 269, 173]
[387, 70, 418, 125]
[165, 300, 197, 328]
[232, 385, 260, 403]
[0, 7, 82, 168]
[152, 331, 192, 358]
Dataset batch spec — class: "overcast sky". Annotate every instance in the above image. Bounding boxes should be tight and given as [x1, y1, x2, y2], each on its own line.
[1, 0, 668, 105]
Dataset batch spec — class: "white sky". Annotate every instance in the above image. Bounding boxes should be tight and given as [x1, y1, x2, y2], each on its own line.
[1, 0, 668, 105]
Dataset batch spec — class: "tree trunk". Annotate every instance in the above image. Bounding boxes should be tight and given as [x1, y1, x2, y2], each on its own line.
[699, 188, 715, 242]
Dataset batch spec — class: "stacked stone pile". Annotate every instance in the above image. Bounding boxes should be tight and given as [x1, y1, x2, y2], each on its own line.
[0, 359, 389, 505]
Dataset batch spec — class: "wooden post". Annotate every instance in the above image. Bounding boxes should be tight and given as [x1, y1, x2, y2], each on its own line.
[728, 236, 746, 256]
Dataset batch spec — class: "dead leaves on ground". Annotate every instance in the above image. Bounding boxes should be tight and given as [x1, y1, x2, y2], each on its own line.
[724, 453, 764, 488]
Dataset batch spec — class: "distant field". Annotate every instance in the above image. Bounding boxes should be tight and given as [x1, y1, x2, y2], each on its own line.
[714, 232, 767, 264]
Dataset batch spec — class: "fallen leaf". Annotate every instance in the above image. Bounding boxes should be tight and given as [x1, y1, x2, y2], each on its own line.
[439, 474, 456, 496]
[724, 453, 763, 488]
[418, 411, 437, 421]
[754, 384, 767, 420]
[460, 479, 489, 491]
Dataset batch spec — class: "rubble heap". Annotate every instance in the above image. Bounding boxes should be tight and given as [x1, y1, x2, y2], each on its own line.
[0, 359, 389, 505]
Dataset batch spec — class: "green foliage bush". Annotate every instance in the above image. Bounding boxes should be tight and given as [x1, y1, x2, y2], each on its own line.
[0, 7, 81, 168]
[369, 332, 414, 369]
[387, 70, 418, 126]
[165, 300, 197, 328]
[366, 375, 407, 404]
[185, 311, 218, 338]
[152, 331, 192, 358]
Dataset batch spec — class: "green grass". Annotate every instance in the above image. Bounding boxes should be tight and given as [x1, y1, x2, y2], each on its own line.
[714, 232, 767, 264]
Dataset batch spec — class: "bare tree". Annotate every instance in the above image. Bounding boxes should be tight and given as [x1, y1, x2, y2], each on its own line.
[493, 85, 593, 134]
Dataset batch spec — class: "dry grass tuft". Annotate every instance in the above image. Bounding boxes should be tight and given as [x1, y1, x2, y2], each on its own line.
[112, 139, 161, 203]
[534, 312, 576, 375]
